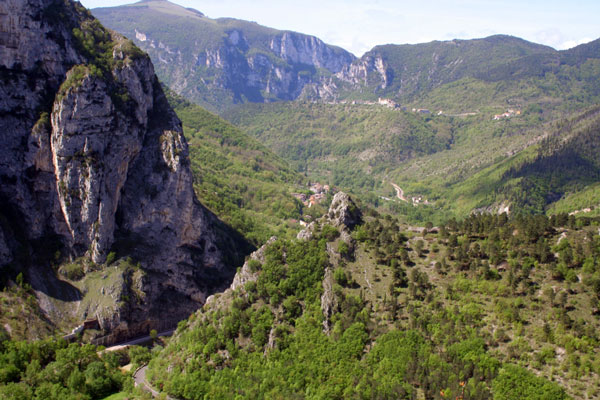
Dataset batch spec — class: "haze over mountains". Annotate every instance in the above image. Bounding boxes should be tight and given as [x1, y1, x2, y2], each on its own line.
[93, 0, 356, 112]
[94, 0, 600, 113]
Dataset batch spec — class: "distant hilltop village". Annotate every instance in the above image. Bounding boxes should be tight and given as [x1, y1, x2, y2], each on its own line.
[328, 98, 521, 120]
[292, 182, 331, 208]
[493, 109, 521, 120]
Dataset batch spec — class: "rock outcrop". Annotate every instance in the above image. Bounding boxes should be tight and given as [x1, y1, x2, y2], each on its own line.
[297, 192, 361, 241]
[327, 192, 362, 230]
[0, 0, 245, 341]
[205, 236, 276, 309]
[92, 0, 356, 111]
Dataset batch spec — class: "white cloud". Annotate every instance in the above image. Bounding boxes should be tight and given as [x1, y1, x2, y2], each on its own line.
[558, 38, 594, 50]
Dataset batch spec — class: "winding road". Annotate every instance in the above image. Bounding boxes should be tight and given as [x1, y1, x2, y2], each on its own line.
[133, 363, 176, 399]
[134, 365, 161, 397]
[101, 329, 175, 353]
[100, 330, 175, 398]
[390, 183, 408, 202]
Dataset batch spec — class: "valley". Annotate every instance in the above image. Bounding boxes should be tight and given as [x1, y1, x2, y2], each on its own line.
[1, 0, 600, 399]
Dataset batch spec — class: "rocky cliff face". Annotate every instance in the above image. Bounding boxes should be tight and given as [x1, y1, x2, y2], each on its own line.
[307, 35, 562, 103]
[205, 192, 360, 335]
[0, 0, 245, 341]
[92, 0, 356, 111]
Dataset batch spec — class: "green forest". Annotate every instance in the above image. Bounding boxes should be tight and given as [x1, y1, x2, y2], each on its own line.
[142, 205, 600, 399]
[166, 91, 308, 245]
[4, 1, 600, 399]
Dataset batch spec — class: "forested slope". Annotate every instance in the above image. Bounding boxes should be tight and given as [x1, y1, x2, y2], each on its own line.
[145, 195, 600, 399]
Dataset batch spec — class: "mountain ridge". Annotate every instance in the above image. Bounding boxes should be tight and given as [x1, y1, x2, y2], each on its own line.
[92, 1, 600, 113]
[0, 0, 248, 343]
[93, 0, 356, 112]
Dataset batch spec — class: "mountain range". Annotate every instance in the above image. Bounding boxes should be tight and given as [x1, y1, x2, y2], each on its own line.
[93, 0, 355, 112]
[94, 0, 600, 114]
[93, 1, 600, 222]
[2, 1, 600, 399]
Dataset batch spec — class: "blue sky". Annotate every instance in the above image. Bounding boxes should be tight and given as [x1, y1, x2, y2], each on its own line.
[82, 0, 600, 56]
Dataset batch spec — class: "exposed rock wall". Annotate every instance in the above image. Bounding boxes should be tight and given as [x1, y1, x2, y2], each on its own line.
[92, 2, 356, 111]
[161, 30, 356, 106]
[0, 0, 244, 341]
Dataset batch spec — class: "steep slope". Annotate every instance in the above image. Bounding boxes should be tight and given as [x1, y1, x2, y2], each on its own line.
[387, 105, 600, 220]
[309, 34, 600, 109]
[145, 195, 600, 399]
[166, 90, 306, 245]
[499, 106, 600, 213]
[92, 0, 356, 112]
[0, 0, 247, 342]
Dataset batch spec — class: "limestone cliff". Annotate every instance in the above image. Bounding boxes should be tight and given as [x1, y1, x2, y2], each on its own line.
[92, 0, 356, 112]
[0, 0, 246, 341]
[306, 35, 561, 103]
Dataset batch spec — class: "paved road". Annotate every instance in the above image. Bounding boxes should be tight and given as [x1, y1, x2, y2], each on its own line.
[102, 330, 174, 353]
[134, 364, 178, 399]
[133, 365, 161, 398]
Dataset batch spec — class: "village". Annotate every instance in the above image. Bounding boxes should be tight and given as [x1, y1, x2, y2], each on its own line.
[493, 108, 521, 120]
[291, 182, 331, 209]
[328, 97, 522, 121]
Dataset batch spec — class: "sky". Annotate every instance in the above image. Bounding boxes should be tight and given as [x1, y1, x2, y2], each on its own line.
[80, 0, 600, 57]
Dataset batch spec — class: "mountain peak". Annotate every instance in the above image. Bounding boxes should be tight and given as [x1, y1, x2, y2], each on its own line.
[120, 0, 205, 18]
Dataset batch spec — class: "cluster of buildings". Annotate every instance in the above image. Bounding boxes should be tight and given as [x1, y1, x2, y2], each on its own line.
[329, 98, 445, 116]
[493, 109, 521, 120]
[410, 195, 430, 205]
[292, 183, 330, 208]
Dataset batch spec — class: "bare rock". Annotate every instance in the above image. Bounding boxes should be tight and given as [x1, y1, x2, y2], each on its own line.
[320, 267, 338, 334]
[296, 222, 316, 241]
[230, 236, 277, 291]
[0, 0, 246, 342]
[327, 192, 362, 230]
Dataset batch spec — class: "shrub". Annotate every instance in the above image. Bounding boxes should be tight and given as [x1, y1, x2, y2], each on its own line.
[58, 263, 85, 281]
[105, 251, 116, 266]
[247, 259, 262, 273]
[333, 267, 349, 286]
[321, 224, 340, 241]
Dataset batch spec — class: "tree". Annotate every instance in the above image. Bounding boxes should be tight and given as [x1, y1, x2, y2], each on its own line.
[414, 240, 425, 257]
[543, 287, 555, 307]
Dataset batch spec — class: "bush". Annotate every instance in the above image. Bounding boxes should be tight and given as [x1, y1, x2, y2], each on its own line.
[247, 259, 262, 273]
[338, 241, 350, 258]
[58, 263, 85, 281]
[492, 364, 569, 399]
[321, 224, 340, 241]
[333, 267, 349, 286]
[105, 251, 116, 266]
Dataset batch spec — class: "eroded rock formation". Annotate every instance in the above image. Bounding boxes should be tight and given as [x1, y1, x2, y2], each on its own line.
[0, 0, 245, 342]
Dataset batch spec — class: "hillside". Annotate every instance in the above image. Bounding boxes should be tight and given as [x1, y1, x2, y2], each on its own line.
[143, 194, 600, 399]
[500, 106, 600, 214]
[312, 35, 600, 111]
[224, 101, 451, 194]
[392, 105, 600, 218]
[92, 0, 355, 112]
[224, 94, 600, 223]
[165, 90, 307, 245]
[224, 101, 535, 220]
[4, 194, 600, 398]
[0, 0, 254, 345]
